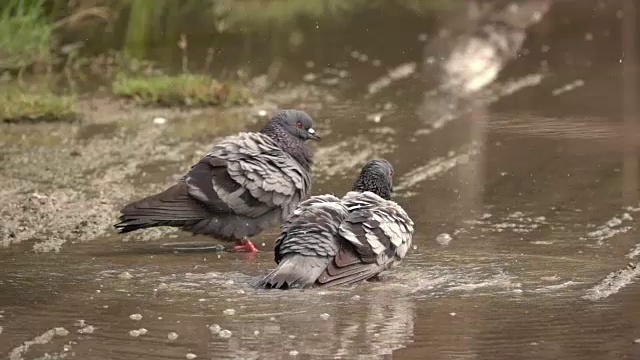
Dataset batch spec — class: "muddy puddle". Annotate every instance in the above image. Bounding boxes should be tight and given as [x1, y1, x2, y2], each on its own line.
[1, 0, 640, 359]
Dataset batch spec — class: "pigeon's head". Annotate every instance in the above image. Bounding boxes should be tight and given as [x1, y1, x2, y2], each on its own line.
[271, 109, 320, 141]
[352, 159, 394, 200]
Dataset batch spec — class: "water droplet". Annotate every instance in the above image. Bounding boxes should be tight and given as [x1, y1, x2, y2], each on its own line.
[435, 233, 452, 246]
[209, 324, 221, 334]
[78, 325, 96, 334]
[118, 271, 133, 280]
[607, 217, 622, 228]
[55, 328, 69, 336]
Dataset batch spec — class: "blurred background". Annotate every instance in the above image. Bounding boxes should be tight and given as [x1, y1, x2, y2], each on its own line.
[1, 0, 640, 359]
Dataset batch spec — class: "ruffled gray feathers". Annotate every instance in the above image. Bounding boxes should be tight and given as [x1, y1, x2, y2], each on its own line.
[258, 159, 414, 289]
[114, 110, 317, 241]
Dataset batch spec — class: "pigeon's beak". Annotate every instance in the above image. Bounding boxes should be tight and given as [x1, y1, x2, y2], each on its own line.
[307, 128, 321, 141]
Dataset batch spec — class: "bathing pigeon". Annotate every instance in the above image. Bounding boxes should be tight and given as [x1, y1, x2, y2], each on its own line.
[258, 159, 414, 289]
[114, 109, 320, 252]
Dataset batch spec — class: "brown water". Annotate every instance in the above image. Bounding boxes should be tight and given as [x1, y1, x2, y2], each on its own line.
[2, 0, 640, 359]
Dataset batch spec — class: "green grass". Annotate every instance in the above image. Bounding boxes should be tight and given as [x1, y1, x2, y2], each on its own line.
[0, 0, 52, 70]
[0, 85, 78, 123]
[112, 73, 251, 107]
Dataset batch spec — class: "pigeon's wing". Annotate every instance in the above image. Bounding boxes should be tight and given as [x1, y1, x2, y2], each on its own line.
[276, 194, 343, 236]
[258, 196, 348, 289]
[184, 132, 312, 219]
[316, 191, 414, 287]
[273, 194, 344, 263]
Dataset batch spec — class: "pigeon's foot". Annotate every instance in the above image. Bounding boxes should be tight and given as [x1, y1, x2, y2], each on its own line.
[233, 238, 259, 253]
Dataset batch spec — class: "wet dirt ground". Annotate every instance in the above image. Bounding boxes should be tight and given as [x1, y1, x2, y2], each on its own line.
[2, 0, 640, 359]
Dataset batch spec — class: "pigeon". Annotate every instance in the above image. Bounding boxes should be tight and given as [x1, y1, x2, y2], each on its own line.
[114, 109, 320, 253]
[258, 159, 414, 289]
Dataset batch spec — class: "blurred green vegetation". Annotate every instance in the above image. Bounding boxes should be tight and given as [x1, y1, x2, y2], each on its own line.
[1, 0, 458, 70]
[0, 83, 77, 123]
[112, 73, 251, 107]
[0, 0, 52, 70]
[0, 0, 456, 118]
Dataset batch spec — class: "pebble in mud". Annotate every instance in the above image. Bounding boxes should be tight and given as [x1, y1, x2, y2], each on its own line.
[186, 353, 197, 359]
[289, 350, 300, 356]
[129, 314, 143, 321]
[168, 332, 179, 341]
[435, 233, 452, 246]
[153, 117, 167, 125]
[320, 313, 330, 320]
[634, 339, 640, 344]
[129, 330, 141, 337]
[218, 330, 232, 338]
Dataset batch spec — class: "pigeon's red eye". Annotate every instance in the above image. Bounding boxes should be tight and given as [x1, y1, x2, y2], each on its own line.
[296, 121, 303, 128]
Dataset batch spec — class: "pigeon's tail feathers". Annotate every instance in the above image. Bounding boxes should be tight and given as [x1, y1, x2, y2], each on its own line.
[114, 183, 209, 233]
[257, 255, 330, 290]
[113, 218, 159, 233]
[315, 246, 388, 288]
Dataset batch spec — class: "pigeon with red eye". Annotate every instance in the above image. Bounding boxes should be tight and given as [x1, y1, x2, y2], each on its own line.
[114, 109, 320, 253]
